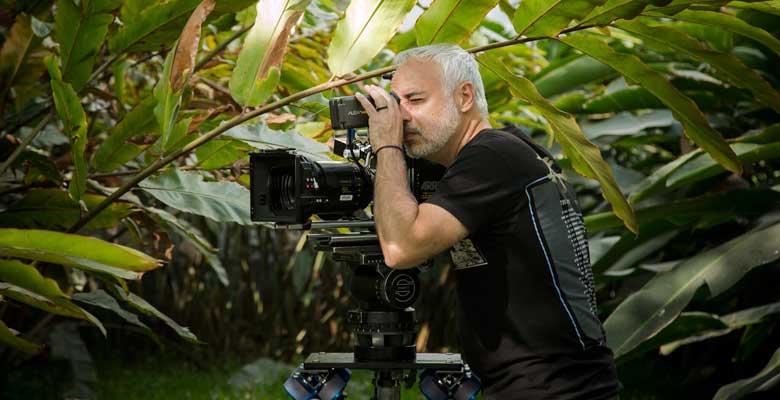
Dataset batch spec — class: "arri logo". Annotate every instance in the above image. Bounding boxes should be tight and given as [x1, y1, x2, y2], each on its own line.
[347, 110, 366, 116]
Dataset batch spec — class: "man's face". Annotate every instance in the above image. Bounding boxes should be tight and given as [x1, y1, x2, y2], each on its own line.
[391, 59, 461, 159]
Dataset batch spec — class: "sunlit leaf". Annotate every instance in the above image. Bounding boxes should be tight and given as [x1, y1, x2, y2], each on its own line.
[139, 169, 253, 225]
[478, 53, 637, 233]
[194, 137, 252, 170]
[0, 228, 161, 280]
[224, 122, 332, 161]
[327, 0, 416, 76]
[604, 221, 780, 358]
[415, 0, 499, 45]
[512, 0, 607, 37]
[0, 258, 67, 299]
[44, 55, 88, 202]
[558, 33, 741, 174]
[229, 0, 311, 106]
[615, 19, 780, 112]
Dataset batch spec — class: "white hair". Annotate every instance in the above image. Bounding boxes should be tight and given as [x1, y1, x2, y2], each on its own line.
[394, 44, 489, 116]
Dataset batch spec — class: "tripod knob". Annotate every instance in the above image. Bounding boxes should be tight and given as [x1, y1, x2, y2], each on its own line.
[284, 364, 351, 400]
[419, 366, 481, 400]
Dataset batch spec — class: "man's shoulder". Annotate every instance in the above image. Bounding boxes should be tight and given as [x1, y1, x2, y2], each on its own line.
[462, 127, 543, 167]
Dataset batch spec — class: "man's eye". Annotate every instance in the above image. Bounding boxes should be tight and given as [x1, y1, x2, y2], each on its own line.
[409, 98, 422, 103]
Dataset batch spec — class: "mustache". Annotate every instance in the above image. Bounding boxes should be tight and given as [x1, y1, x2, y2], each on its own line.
[403, 123, 420, 134]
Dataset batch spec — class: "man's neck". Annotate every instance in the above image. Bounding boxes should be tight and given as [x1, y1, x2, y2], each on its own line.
[430, 117, 492, 167]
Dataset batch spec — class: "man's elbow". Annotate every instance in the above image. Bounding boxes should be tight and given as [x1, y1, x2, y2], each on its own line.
[381, 242, 419, 269]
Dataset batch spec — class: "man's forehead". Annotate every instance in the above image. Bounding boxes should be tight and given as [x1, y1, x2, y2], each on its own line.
[391, 59, 444, 94]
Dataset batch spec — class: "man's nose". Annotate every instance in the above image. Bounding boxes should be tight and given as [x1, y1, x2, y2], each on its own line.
[399, 104, 411, 121]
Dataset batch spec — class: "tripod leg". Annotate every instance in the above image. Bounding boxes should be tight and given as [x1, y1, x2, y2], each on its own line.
[373, 370, 401, 400]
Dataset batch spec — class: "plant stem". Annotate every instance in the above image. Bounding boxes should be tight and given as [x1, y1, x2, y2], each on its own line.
[0, 113, 52, 176]
[67, 24, 597, 234]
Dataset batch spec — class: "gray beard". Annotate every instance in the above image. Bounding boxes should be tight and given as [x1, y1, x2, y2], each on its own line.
[405, 100, 460, 159]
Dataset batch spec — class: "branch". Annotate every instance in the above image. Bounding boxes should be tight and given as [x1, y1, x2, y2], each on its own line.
[67, 24, 598, 233]
[0, 113, 52, 176]
[194, 24, 253, 72]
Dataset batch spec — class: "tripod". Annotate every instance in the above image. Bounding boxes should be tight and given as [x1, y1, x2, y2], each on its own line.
[282, 224, 481, 400]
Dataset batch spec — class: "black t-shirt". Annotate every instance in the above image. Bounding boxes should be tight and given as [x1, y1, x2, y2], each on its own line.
[426, 128, 621, 399]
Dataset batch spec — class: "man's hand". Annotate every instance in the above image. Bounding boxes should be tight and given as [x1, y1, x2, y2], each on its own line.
[355, 85, 403, 149]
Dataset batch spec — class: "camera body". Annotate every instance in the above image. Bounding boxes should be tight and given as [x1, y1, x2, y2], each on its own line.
[250, 91, 442, 226]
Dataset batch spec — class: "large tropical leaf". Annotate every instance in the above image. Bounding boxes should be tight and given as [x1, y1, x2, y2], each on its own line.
[0, 229, 161, 280]
[0, 319, 42, 354]
[194, 137, 253, 170]
[512, 0, 607, 37]
[414, 0, 499, 45]
[714, 346, 780, 399]
[90, 96, 158, 172]
[666, 142, 780, 187]
[0, 189, 135, 230]
[54, 0, 120, 90]
[531, 55, 617, 98]
[585, 189, 780, 233]
[645, 9, 780, 57]
[327, 0, 416, 77]
[224, 122, 332, 160]
[112, 285, 199, 342]
[44, 55, 88, 202]
[580, 110, 674, 139]
[615, 19, 780, 112]
[558, 33, 741, 174]
[579, 0, 671, 26]
[0, 259, 107, 335]
[229, 0, 310, 106]
[138, 169, 253, 225]
[604, 221, 780, 358]
[478, 53, 637, 233]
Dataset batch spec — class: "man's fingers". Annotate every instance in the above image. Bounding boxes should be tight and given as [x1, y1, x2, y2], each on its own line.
[354, 92, 375, 113]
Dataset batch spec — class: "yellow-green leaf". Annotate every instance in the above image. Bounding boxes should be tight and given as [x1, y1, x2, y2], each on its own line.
[415, 0, 499, 45]
[0, 258, 67, 299]
[44, 55, 88, 202]
[478, 53, 637, 234]
[0, 228, 161, 280]
[0, 319, 42, 354]
[512, 0, 607, 37]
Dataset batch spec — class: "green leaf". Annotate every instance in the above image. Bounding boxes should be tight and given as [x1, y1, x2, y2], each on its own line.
[582, 86, 663, 113]
[658, 302, 780, 355]
[138, 169, 253, 225]
[0, 189, 136, 231]
[604, 221, 780, 358]
[478, 53, 637, 233]
[580, 110, 674, 139]
[0, 319, 42, 354]
[714, 346, 780, 400]
[90, 96, 158, 172]
[327, 0, 416, 77]
[170, 0, 215, 92]
[586, 189, 780, 233]
[194, 138, 252, 170]
[154, 49, 183, 156]
[54, 0, 119, 90]
[558, 33, 741, 174]
[720, 1, 780, 17]
[73, 289, 153, 334]
[646, 10, 780, 57]
[615, 19, 780, 112]
[666, 142, 780, 188]
[414, 0, 499, 45]
[145, 207, 228, 286]
[229, 0, 310, 106]
[0, 228, 162, 280]
[580, 0, 671, 26]
[629, 149, 701, 203]
[112, 285, 200, 343]
[0, 258, 68, 299]
[44, 55, 88, 203]
[532, 55, 616, 98]
[512, 0, 607, 37]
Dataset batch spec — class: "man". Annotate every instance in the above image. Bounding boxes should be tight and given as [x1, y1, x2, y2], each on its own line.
[355, 44, 621, 399]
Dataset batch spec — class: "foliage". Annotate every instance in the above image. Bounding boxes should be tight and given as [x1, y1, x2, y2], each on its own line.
[1, 0, 780, 398]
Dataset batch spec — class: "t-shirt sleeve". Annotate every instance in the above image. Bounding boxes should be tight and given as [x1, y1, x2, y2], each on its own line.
[426, 143, 520, 234]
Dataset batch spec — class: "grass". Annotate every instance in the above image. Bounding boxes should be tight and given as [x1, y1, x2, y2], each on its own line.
[2, 352, 463, 399]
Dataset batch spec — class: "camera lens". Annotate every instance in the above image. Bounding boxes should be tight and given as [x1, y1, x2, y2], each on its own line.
[270, 167, 296, 212]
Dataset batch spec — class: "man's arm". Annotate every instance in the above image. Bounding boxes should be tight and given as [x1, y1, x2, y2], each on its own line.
[373, 148, 468, 269]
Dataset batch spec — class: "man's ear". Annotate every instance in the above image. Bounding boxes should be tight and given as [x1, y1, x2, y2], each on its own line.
[456, 82, 475, 113]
